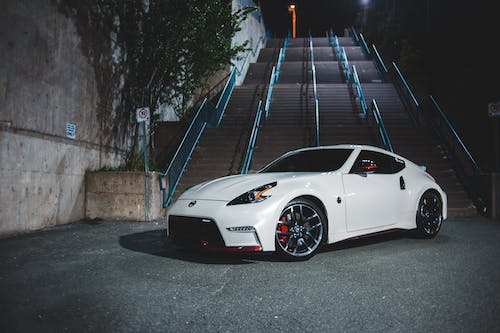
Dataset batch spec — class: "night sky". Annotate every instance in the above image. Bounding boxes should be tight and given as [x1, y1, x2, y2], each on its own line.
[259, 0, 500, 171]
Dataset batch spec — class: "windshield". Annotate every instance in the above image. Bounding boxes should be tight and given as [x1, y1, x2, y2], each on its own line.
[260, 149, 353, 173]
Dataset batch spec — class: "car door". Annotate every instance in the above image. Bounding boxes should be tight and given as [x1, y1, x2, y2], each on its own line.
[342, 150, 406, 231]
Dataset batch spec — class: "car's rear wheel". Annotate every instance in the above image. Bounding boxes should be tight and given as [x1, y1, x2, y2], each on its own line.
[416, 190, 443, 238]
[275, 198, 326, 260]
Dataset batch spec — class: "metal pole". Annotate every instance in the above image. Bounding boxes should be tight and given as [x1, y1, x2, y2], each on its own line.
[492, 173, 499, 220]
[288, 5, 296, 38]
[143, 121, 150, 223]
[496, 119, 499, 172]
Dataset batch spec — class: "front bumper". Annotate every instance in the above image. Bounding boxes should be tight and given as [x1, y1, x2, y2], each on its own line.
[166, 198, 282, 252]
[167, 215, 262, 252]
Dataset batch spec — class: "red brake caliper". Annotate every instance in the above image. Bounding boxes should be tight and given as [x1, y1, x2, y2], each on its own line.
[278, 216, 288, 244]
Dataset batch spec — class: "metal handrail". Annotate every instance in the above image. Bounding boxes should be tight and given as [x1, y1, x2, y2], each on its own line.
[313, 66, 320, 146]
[350, 26, 359, 43]
[391, 62, 420, 125]
[190, 71, 232, 117]
[328, 30, 342, 61]
[392, 62, 419, 108]
[264, 66, 276, 118]
[275, 36, 288, 83]
[160, 67, 237, 207]
[159, 98, 212, 207]
[275, 48, 283, 83]
[429, 96, 482, 174]
[359, 33, 371, 57]
[372, 44, 388, 74]
[310, 35, 320, 146]
[241, 100, 263, 174]
[341, 47, 351, 82]
[352, 65, 367, 117]
[371, 99, 393, 152]
[211, 68, 236, 126]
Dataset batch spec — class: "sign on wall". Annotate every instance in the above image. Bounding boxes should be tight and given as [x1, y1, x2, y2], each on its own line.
[66, 123, 76, 139]
[136, 107, 150, 123]
[488, 101, 500, 118]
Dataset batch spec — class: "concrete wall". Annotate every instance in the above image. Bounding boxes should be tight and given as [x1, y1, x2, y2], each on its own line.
[0, 0, 127, 235]
[86, 172, 165, 221]
[0, 0, 267, 235]
[232, 0, 267, 85]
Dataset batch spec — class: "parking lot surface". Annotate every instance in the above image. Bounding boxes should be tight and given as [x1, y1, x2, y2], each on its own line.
[1, 217, 499, 332]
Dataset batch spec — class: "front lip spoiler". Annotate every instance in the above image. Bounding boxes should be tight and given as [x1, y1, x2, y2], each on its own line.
[200, 240, 263, 252]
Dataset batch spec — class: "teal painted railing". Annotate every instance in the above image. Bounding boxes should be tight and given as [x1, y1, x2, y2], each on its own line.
[359, 33, 371, 57]
[330, 30, 352, 83]
[264, 66, 276, 118]
[352, 65, 368, 117]
[371, 99, 393, 152]
[429, 96, 482, 174]
[340, 47, 351, 82]
[350, 26, 359, 43]
[159, 67, 237, 207]
[275, 48, 284, 83]
[329, 30, 341, 59]
[210, 69, 236, 127]
[241, 36, 287, 172]
[275, 37, 287, 84]
[310, 35, 320, 146]
[241, 100, 264, 174]
[428, 96, 488, 213]
[372, 44, 388, 74]
[391, 62, 420, 125]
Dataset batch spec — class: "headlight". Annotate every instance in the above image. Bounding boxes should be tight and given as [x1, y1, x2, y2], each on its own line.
[227, 182, 277, 206]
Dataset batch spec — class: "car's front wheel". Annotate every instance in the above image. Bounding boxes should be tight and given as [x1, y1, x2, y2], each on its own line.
[415, 190, 443, 238]
[275, 198, 326, 260]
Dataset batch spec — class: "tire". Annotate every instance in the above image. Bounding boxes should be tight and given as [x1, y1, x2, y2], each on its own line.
[275, 198, 327, 260]
[415, 190, 443, 238]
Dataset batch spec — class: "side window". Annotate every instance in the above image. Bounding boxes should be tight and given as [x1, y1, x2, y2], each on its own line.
[351, 150, 405, 174]
[392, 157, 406, 173]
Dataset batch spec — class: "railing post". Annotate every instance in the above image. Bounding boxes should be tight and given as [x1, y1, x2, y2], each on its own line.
[310, 34, 320, 146]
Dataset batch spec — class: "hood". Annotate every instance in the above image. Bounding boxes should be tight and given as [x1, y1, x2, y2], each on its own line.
[178, 172, 313, 201]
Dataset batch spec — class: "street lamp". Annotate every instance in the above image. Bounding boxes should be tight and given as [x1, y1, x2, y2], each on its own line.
[288, 4, 296, 38]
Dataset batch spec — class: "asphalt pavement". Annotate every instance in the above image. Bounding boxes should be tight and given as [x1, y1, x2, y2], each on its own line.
[1, 217, 499, 332]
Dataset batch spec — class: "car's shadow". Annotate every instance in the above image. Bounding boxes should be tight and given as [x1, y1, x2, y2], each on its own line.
[119, 228, 428, 264]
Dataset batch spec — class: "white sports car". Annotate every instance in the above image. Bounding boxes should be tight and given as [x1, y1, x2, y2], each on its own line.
[166, 145, 447, 260]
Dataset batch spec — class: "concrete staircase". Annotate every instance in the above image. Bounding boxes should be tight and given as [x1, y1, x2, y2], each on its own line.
[251, 36, 377, 170]
[166, 34, 478, 216]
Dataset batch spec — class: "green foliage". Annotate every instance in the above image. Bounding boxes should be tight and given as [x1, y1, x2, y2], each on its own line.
[56, 0, 253, 170]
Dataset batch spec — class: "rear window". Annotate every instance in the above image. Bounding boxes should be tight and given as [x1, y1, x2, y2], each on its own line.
[260, 149, 353, 173]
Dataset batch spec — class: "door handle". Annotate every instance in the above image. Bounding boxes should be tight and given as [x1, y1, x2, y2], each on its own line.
[399, 176, 406, 190]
